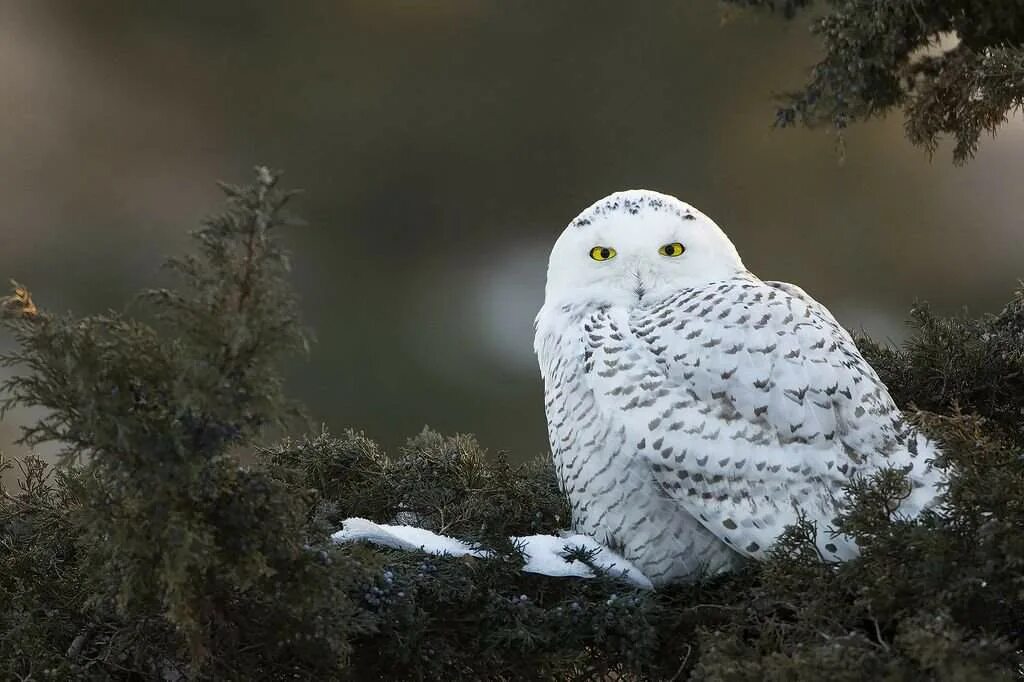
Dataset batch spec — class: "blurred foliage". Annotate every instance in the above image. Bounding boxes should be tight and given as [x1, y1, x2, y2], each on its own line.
[733, 0, 1024, 163]
[3, 170, 1024, 679]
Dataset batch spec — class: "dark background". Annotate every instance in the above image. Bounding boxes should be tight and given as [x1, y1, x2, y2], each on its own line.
[2, 1, 1022, 463]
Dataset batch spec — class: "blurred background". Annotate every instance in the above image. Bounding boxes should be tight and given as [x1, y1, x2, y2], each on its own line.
[2, 1, 1022, 466]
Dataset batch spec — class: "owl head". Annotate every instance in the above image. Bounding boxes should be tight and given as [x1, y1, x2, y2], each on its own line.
[543, 190, 746, 307]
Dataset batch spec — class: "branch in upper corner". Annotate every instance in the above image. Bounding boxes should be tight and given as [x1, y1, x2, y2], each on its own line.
[726, 0, 1024, 164]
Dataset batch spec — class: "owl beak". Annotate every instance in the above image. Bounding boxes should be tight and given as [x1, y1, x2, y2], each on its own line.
[630, 259, 648, 302]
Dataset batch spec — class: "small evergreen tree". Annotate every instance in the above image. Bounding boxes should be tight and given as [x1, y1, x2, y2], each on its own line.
[729, 0, 1024, 163]
[0, 169, 370, 678]
[2, 169, 1023, 679]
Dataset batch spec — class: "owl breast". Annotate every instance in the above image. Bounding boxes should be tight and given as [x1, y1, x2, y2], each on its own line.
[538, 306, 743, 585]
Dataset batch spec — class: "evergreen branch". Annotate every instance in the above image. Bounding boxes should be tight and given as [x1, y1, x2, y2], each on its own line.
[729, 0, 1024, 163]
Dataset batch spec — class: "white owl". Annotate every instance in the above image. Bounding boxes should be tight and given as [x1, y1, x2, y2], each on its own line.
[534, 190, 943, 586]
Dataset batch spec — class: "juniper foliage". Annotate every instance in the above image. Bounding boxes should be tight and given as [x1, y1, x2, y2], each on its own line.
[729, 0, 1024, 163]
[0, 170, 370, 679]
[3, 171, 1024, 679]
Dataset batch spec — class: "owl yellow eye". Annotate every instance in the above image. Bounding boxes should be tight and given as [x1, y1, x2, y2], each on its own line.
[589, 246, 616, 261]
[659, 242, 686, 257]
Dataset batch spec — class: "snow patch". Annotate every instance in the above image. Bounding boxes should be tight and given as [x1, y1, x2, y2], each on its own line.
[333, 518, 653, 590]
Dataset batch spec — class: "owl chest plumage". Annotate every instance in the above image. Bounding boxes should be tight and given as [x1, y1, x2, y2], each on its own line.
[537, 304, 744, 584]
[538, 278, 942, 584]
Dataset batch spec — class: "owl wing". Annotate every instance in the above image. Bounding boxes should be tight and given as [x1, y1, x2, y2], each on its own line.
[581, 278, 931, 561]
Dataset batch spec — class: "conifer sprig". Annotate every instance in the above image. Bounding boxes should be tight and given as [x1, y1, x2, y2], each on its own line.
[729, 0, 1024, 163]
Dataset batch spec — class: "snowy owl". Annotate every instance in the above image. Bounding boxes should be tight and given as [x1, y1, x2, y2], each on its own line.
[534, 190, 943, 586]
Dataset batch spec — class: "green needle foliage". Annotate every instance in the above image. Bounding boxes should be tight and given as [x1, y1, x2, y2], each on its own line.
[0, 169, 367, 679]
[729, 0, 1024, 164]
[3, 170, 1024, 679]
